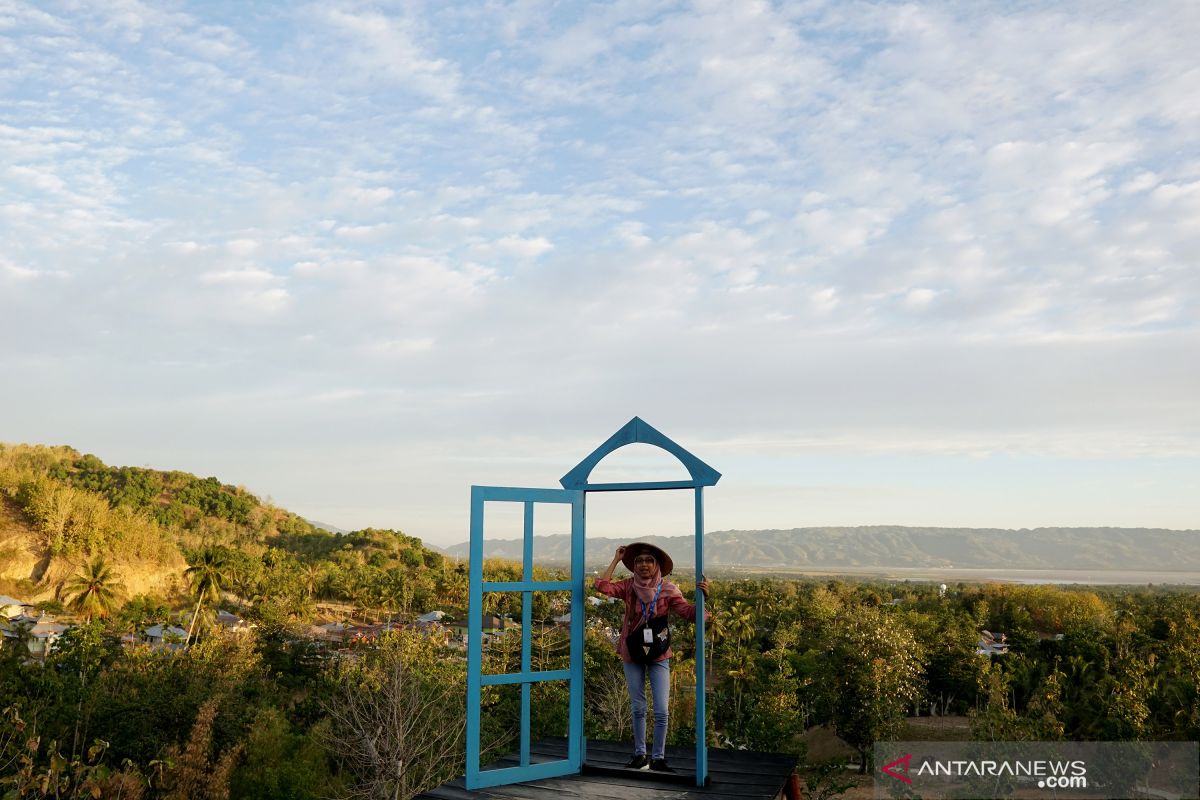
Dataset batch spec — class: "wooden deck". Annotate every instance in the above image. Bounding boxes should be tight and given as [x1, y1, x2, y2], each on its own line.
[416, 739, 797, 800]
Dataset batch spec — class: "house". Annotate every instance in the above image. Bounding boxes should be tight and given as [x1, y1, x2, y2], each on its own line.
[348, 621, 403, 643]
[1, 610, 72, 657]
[0, 595, 27, 619]
[0, 618, 16, 650]
[977, 630, 1009, 657]
[215, 610, 252, 632]
[451, 614, 514, 646]
[145, 624, 189, 649]
[312, 621, 352, 643]
[26, 620, 69, 657]
[416, 610, 447, 624]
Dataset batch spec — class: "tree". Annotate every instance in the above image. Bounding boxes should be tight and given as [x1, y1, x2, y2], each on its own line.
[155, 698, 242, 800]
[119, 594, 170, 632]
[302, 563, 324, 599]
[723, 601, 755, 658]
[323, 631, 468, 800]
[185, 548, 231, 645]
[230, 709, 343, 800]
[819, 606, 925, 773]
[64, 557, 125, 621]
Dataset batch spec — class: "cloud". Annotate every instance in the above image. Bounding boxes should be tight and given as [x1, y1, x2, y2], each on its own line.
[2, 0, 1197, 540]
[317, 6, 461, 104]
[486, 235, 554, 258]
[198, 268, 276, 286]
[0, 257, 54, 282]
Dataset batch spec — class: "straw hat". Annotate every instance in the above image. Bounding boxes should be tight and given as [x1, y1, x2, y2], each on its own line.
[621, 542, 673, 577]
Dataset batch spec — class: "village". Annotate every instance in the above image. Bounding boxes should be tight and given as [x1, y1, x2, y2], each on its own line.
[1, 589, 1018, 663]
[0, 591, 626, 659]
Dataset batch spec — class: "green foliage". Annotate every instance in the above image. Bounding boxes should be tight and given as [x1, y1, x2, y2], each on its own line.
[2, 737, 147, 800]
[8, 442, 1200, 794]
[64, 557, 126, 620]
[803, 758, 856, 800]
[0, 446, 184, 561]
[119, 594, 171, 629]
[229, 710, 341, 800]
[818, 605, 925, 772]
[2, 444, 463, 629]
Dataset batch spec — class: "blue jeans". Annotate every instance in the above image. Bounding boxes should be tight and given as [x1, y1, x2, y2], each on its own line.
[623, 659, 670, 759]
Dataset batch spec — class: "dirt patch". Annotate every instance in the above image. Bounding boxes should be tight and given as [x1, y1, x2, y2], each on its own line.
[903, 714, 972, 741]
[800, 725, 857, 763]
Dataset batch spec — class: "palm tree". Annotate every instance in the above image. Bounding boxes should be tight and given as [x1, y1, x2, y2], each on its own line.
[302, 563, 323, 600]
[725, 601, 755, 658]
[64, 557, 125, 621]
[185, 547, 230, 645]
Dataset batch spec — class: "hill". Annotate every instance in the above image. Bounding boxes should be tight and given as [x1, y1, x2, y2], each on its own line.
[447, 526, 1200, 573]
[0, 443, 459, 613]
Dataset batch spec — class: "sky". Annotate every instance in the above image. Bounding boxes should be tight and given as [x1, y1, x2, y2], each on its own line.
[1, 1, 1198, 548]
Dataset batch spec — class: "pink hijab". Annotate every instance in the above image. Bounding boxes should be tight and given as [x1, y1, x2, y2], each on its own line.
[632, 560, 662, 605]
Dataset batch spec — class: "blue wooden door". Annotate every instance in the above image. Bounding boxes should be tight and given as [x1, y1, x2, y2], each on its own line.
[466, 486, 585, 789]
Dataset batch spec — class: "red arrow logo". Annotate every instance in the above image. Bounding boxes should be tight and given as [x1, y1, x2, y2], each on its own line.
[881, 754, 913, 784]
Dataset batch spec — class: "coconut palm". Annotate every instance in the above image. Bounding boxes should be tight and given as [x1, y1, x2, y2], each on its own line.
[302, 563, 323, 599]
[184, 547, 230, 645]
[64, 557, 125, 621]
[724, 601, 755, 658]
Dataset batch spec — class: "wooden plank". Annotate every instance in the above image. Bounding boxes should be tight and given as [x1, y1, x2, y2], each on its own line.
[418, 781, 779, 800]
[417, 769, 787, 800]
[420, 776, 697, 800]
[582, 763, 695, 786]
[531, 740, 793, 789]
[416, 740, 796, 800]
[552, 767, 788, 799]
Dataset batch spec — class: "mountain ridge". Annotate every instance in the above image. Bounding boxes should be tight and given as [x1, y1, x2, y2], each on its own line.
[446, 526, 1200, 571]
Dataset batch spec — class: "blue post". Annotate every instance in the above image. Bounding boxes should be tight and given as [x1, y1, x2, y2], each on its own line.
[568, 492, 585, 767]
[694, 486, 707, 786]
[521, 501, 533, 767]
[466, 487, 484, 788]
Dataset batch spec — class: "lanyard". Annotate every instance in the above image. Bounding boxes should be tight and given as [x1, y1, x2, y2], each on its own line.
[638, 581, 663, 625]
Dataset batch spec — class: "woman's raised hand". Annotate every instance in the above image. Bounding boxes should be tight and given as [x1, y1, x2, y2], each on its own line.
[697, 576, 710, 597]
[600, 546, 625, 581]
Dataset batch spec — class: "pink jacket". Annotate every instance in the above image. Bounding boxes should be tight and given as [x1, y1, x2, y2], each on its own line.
[595, 577, 710, 663]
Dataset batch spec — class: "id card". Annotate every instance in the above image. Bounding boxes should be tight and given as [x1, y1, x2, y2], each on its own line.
[644, 628, 653, 644]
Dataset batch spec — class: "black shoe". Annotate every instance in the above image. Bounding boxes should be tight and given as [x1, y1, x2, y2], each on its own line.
[624, 754, 649, 770]
[649, 758, 674, 773]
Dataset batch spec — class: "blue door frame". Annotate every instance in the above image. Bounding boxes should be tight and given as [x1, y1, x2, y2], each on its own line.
[465, 486, 585, 790]
[466, 417, 719, 790]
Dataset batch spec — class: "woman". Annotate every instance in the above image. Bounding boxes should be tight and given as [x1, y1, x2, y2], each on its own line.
[595, 542, 710, 773]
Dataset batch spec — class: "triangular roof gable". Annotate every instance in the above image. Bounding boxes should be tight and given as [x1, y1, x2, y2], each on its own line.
[560, 416, 721, 491]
